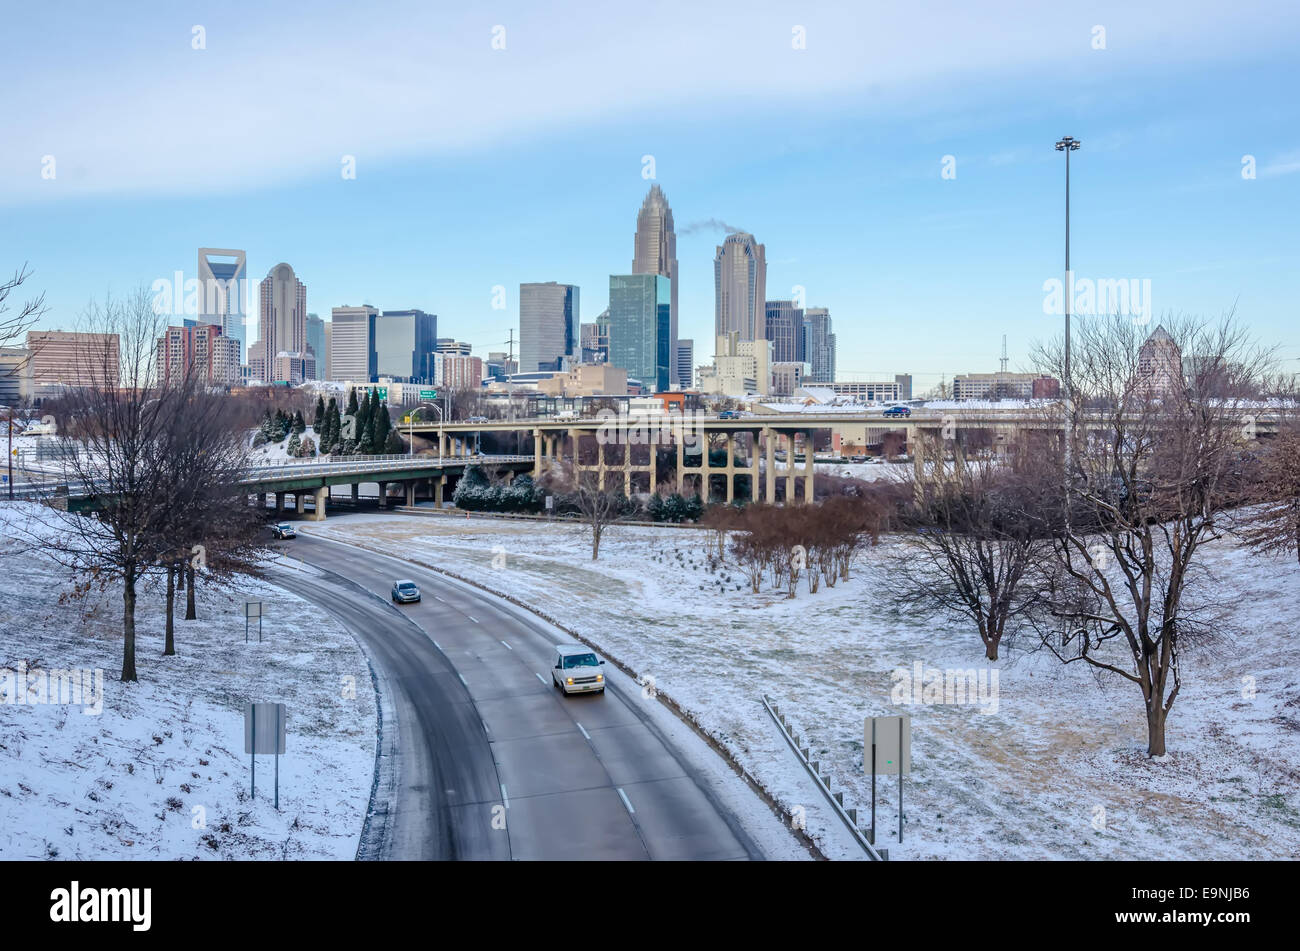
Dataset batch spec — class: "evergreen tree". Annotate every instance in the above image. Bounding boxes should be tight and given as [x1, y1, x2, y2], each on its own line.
[292, 409, 306, 435]
[374, 399, 392, 447]
[313, 394, 326, 428]
[326, 399, 341, 453]
[383, 429, 404, 454]
[286, 432, 301, 457]
[259, 409, 274, 440]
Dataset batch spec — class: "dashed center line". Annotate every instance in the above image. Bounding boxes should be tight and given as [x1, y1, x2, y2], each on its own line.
[576, 722, 591, 741]
[457, 673, 468, 686]
[468, 616, 479, 624]
[534, 672, 546, 684]
[433, 595, 445, 603]
[500, 639, 512, 650]
[500, 784, 510, 809]
[617, 787, 635, 815]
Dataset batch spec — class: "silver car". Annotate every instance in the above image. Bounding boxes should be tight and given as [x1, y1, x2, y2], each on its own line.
[391, 579, 421, 603]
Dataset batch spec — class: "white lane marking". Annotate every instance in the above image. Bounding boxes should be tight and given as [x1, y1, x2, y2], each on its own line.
[482, 719, 490, 734]
[535, 672, 546, 684]
[433, 640, 442, 650]
[434, 595, 445, 603]
[468, 615, 479, 624]
[576, 722, 590, 741]
[500, 639, 512, 650]
[501, 784, 510, 809]
[457, 673, 468, 686]
[617, 787, 635, 815]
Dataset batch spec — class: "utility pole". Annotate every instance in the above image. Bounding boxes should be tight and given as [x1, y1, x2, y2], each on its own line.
[1055, 135, 1081, 525]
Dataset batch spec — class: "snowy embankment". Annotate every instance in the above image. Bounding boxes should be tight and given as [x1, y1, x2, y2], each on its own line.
[0, 503, 376, 860]
[249, 426, 322, 463]
[307, 511, 1300, 861]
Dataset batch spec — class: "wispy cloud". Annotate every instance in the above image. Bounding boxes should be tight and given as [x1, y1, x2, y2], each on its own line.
[2, 0, 1295, 205]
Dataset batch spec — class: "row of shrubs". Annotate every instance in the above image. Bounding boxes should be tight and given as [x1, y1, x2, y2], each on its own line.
[450, 467, 707, 522]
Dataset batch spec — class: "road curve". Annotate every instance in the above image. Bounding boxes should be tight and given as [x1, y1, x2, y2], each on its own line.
[278, 531, 763, 861]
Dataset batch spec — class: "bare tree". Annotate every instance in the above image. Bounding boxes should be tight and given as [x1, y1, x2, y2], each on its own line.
[570, 467, 625, 561]
[29, 289, 177, 681]
[155, 384, 267, 650]
[1030, 314, 1275, 756]
[0, 263, 46, 350]
[884, 439, 1049, 661]
[1236, 422, 1300, 563]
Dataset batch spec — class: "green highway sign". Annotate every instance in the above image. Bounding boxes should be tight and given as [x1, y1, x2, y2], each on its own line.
[419, 389, 438, 400]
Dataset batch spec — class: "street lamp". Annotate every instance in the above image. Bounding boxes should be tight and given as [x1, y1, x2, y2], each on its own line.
[407, 402, 442, 457]
[1055, 135, 1081, 519]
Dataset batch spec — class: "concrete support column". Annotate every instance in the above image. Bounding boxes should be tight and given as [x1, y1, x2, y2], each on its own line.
[378, 481, 388, 509]
[438, 432, 448, 457]
[675, 426, 685, 496]
[803, 430, 815, 503]
[784, 434, 795, 503]
[532, 428, 542, 478]
[764, 428, 775, 503]
[405, 480, 416, 507]
[725, 433, 735, 504]
[750, 431, 760, 502]
[275, 491, 285, 512]
[295, 493, 305, 515]
[913, 433, 925, 481]
[311, 486, 327, 521]
[258, 493, 268, 510]
[435, 475, 445, 506]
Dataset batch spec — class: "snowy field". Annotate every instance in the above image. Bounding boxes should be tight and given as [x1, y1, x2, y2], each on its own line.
[0, 503, 376, 860]
[307, 510, 1300, 861]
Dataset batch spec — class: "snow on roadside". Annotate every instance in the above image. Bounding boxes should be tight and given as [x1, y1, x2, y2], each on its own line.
[0, 503, 376, 860]
[307, 510, 1300, 860]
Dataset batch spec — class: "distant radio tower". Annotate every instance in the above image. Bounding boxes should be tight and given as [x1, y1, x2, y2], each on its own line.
[1000, 334, 1008, 374]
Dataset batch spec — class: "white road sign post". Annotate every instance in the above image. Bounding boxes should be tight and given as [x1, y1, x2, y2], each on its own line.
[245, 600, 262, 643]
[244, 702, 287, 809]
[865, 713, 911, 845]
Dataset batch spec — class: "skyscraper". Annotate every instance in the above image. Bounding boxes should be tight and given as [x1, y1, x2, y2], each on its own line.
[714, 233, 766, 342]
[305, 313, 325, 381]
[632, 185, 679, 386]
[197, 248, 247, 363]
[329, 305, 378, 383]
[376, 309, 438, 382]
[519, 282, 579, 372]
[250, 263, 306, 382]
[764, 300, 806, 364]
[675, 340, 693, 390]
[1136, 324, 1183, 396]
[608, 274, 670, 393]
[804, 307, 836, 383]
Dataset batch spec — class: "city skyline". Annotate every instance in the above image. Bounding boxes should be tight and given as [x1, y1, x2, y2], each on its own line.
[3, 1, 1298, 387]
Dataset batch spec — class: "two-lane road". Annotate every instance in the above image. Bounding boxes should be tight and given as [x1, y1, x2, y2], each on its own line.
[273, 531, 764, 860]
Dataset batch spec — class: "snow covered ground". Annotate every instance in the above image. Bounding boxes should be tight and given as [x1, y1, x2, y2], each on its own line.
[306, 510, 1300, 860]
[0, 503, 376, 860]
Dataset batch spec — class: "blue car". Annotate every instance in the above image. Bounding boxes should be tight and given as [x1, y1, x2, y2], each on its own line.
[882, 405, 912, 417]
[717, 410, 742, 420]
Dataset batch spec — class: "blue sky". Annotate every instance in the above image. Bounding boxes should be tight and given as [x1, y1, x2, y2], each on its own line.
[3, 0, 1298, 389]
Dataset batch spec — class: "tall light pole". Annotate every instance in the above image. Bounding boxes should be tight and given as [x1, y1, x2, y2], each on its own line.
[407, 402, 442, 457]
[1055, 135, 1081, 517]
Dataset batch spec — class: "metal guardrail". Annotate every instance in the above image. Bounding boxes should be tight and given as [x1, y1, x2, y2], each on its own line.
[762, 695, 885, 861]
[7, 454, 534, 500]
